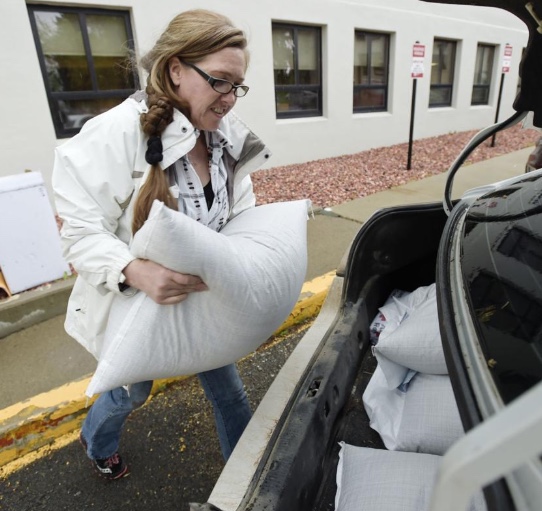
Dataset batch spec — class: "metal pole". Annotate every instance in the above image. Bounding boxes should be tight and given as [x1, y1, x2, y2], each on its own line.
[407, 78, 417, 170]
[491, 73, 505, 147]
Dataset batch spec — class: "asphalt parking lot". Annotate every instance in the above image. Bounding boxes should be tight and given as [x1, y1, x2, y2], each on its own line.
[0, 322, 311, 511]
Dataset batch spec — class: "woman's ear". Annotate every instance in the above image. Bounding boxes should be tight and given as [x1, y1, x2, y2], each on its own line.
[168, 57, 183, 87]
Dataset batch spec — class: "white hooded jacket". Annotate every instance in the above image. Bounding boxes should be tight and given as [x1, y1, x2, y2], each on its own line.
[53, 95, 271, 358]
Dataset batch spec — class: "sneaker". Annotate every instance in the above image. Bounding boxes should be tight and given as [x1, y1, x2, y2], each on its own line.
[79, 432, 129, 480]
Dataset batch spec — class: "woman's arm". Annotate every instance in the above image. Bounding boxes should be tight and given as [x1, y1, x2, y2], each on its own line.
[54, 101, 208, 303]
[53, 103, 142, 294]
[122, 259, 207, 304]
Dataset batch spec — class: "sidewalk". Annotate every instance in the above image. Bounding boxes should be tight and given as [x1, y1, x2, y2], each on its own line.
[0, 147, 532, 469]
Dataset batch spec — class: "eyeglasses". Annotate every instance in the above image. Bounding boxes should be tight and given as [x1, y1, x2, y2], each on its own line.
[181, 60, 249, 98]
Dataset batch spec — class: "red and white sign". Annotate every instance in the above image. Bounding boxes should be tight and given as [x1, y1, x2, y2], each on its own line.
[411, 43, 425, 78]
[412, 44, 425, 58]
[502, 44, 513, 73]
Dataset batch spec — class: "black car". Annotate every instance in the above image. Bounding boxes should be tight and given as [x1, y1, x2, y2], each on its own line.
[195, 1, 542, 510]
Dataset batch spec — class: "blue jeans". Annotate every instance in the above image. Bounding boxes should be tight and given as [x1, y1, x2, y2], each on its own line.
[81, 363, 251, 461]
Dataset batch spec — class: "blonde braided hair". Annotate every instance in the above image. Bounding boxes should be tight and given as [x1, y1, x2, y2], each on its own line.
[132, 9, 248, 234]
[132, 85, 177, 234]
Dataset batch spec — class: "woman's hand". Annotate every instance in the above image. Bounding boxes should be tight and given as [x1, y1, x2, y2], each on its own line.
[122, 259, 208, 305]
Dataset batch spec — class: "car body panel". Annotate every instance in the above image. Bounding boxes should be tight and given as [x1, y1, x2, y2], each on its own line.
[436, 170, 542, 510]
[208, 276, 344, 510]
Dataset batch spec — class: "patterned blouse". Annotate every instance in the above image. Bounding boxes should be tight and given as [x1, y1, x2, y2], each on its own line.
[171, 129, 231, 232]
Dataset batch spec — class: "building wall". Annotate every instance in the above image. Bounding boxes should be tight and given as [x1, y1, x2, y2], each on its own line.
[0, 0, 528, 205]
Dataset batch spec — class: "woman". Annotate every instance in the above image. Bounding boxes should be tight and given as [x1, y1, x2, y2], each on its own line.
[53, 9, 270, 480]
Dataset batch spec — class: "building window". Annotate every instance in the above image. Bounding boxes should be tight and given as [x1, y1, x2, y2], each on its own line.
[472, 44, 495, 105]
[429, 39, 456, 107]
[272, 23, 322, 118]
[28, 5, 138, 138]
[353, 31, 390, 113]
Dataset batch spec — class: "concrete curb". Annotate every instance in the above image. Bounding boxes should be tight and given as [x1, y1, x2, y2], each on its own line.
[0, 278, 75, 339]
[0, 272, 335, 469]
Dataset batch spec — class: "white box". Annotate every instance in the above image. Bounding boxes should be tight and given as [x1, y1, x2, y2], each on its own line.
[0, 172, 71, 295]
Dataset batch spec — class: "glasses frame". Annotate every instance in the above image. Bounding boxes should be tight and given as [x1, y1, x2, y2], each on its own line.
[181, 60, 249, 98]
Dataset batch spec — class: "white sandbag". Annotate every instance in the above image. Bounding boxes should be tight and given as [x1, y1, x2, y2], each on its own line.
[86, 199, 309, 396]
[335, 443, 487, 511]
[362, 365, 405, 449]
[369, 289, 409, 344]
[398, 372, 464, 454]
[335, 443, 441, 511]
[373, 283, 447, 389]
[362, 366, 464, 455]
[373, 284, 436, 343]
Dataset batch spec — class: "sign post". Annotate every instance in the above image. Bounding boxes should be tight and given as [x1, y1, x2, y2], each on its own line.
[407, 42, 425, 169]
[491, 44, 513, 147]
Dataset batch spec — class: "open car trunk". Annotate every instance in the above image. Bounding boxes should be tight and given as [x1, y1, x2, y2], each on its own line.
[206, 202, 450, 511]
[258, 203, 449, 511]
[205, 171, 542, 511]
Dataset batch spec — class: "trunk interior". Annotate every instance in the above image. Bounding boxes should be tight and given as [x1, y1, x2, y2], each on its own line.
[240, 202, 450, 511]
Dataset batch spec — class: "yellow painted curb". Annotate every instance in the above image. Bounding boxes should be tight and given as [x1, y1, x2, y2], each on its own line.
[0, 376, 188, 470]
[0, 272, 335, 470]
[276, 271, 335, 333]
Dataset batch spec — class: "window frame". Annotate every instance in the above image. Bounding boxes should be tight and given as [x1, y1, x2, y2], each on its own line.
[272, 22, 322, 119]
[353, 30, 390, 114]
[471, 43, 495, 106]
[429, 38, 457, 108]
[27, 4, 139, 138]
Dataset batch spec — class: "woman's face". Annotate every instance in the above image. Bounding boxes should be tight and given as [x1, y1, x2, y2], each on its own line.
[168, 47, 247, 131]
